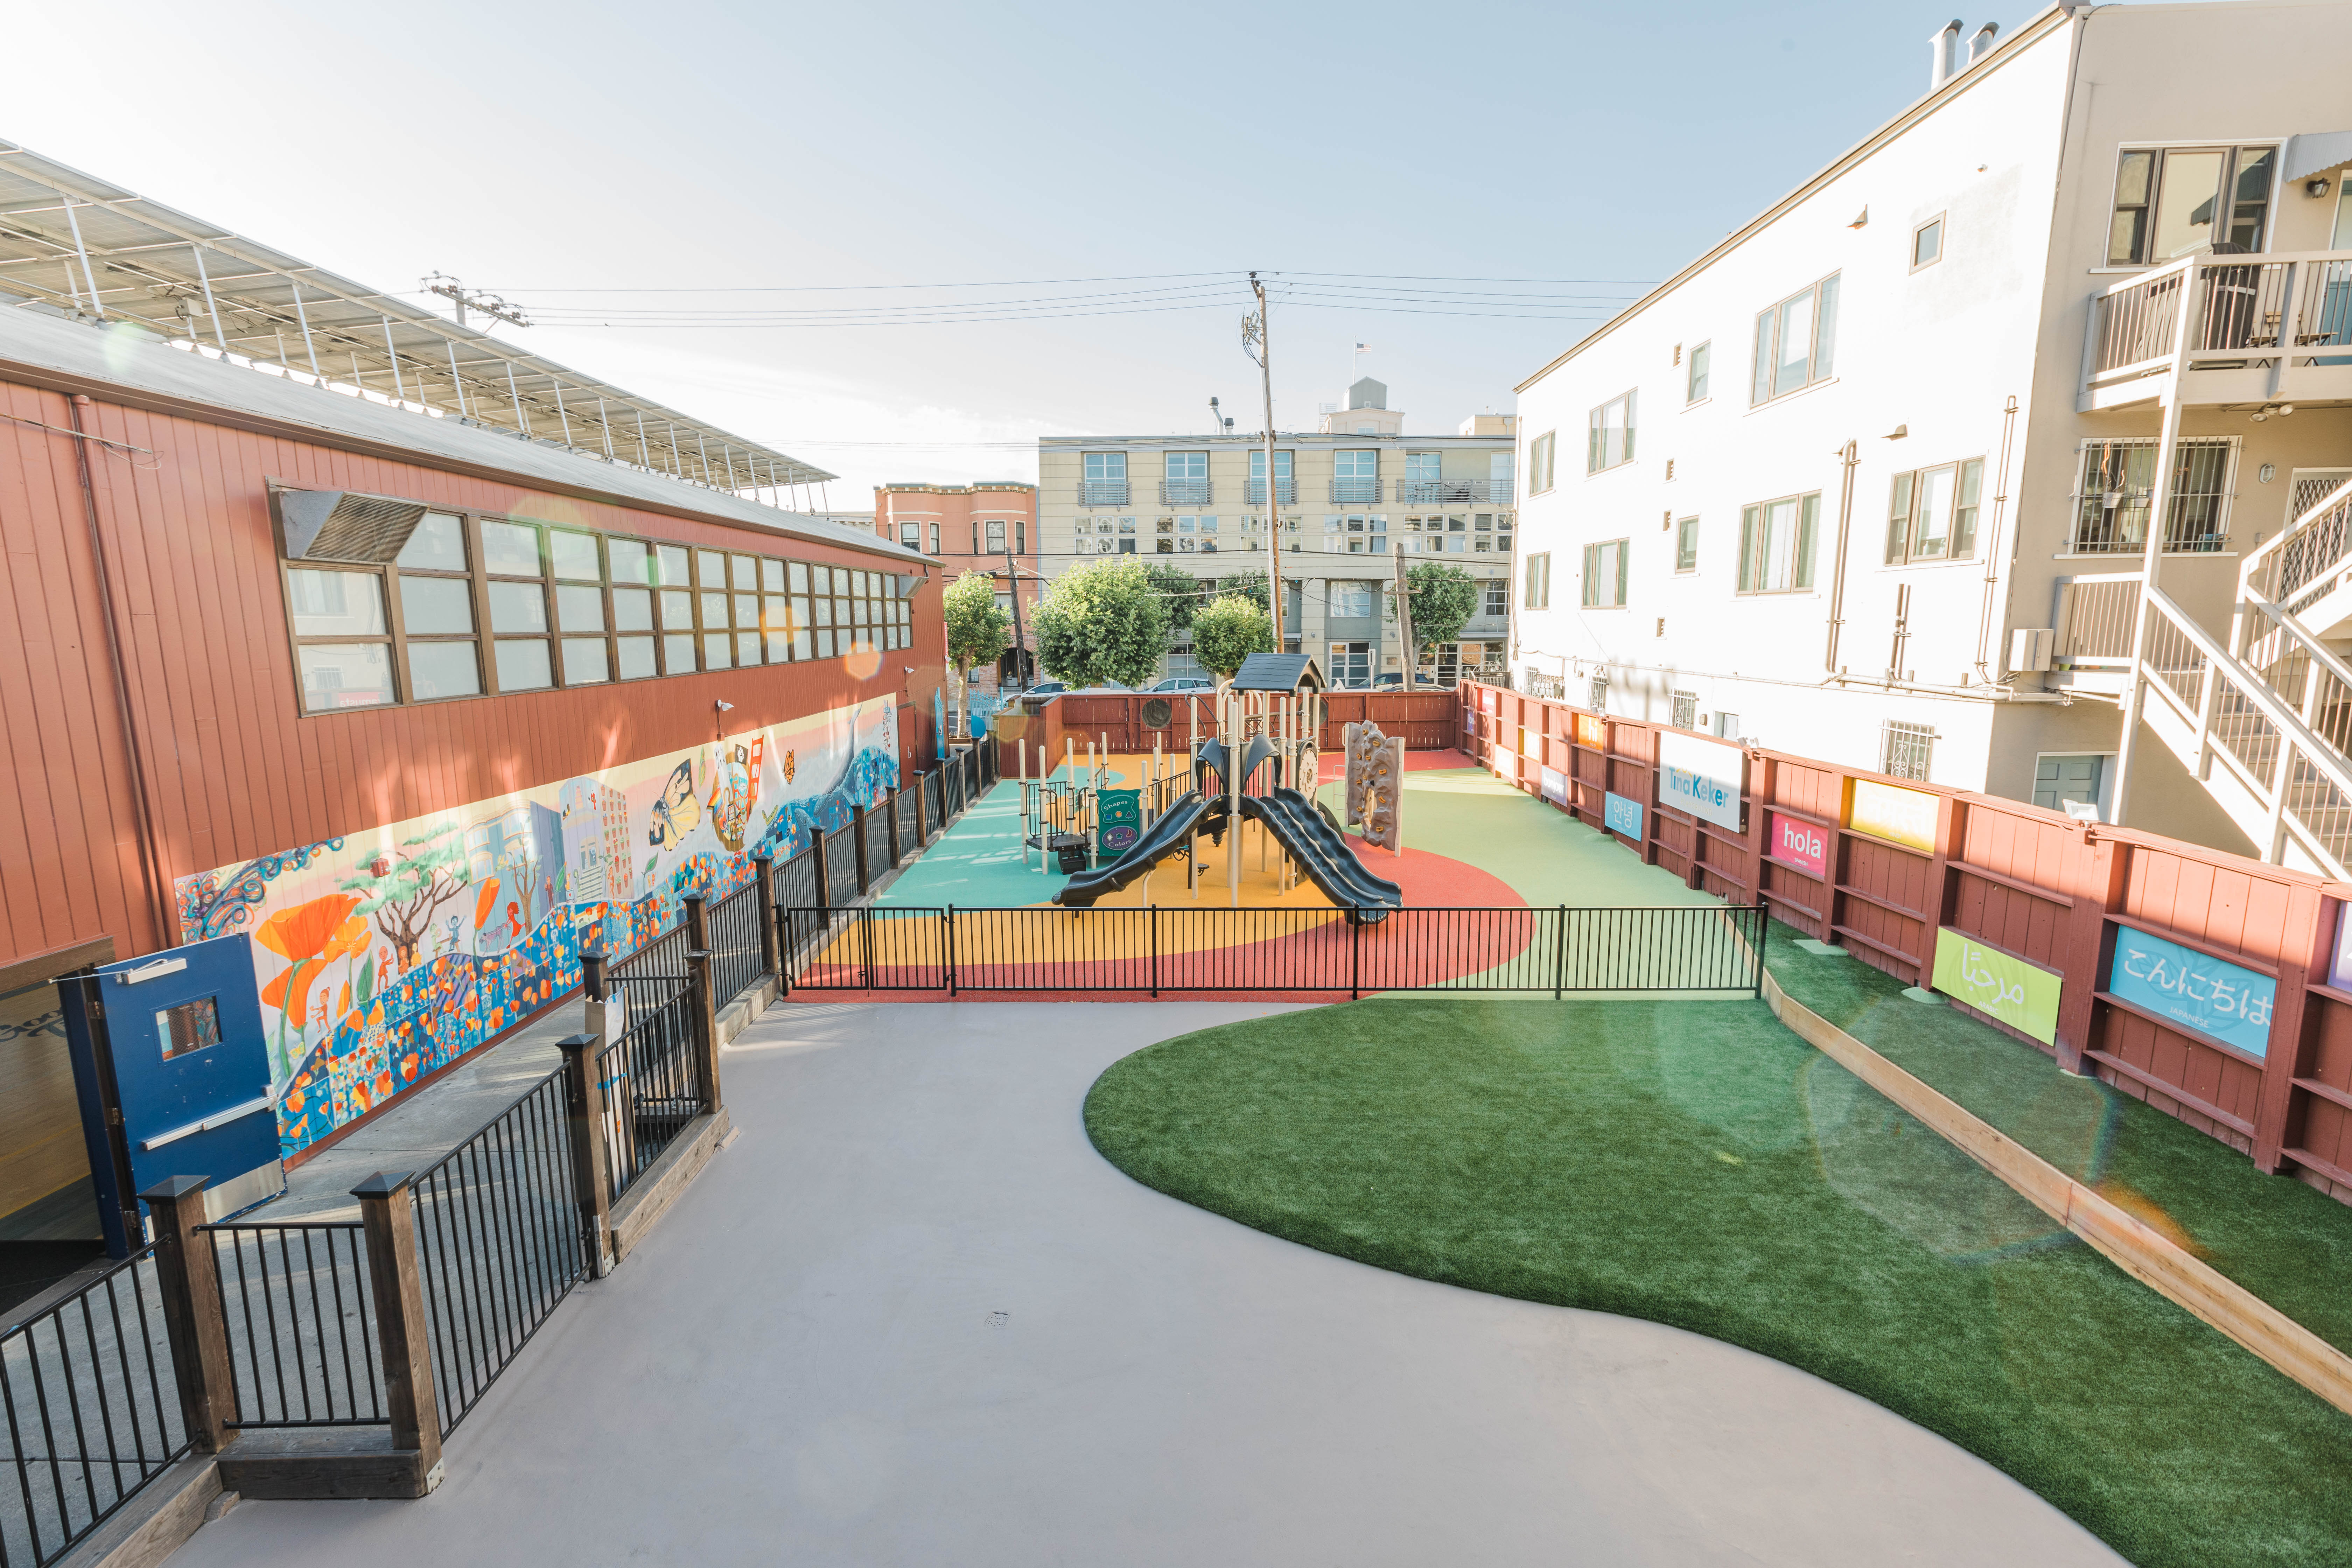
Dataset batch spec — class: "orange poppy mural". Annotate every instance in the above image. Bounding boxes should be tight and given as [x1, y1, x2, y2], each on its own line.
[256, 895, 368, 1078]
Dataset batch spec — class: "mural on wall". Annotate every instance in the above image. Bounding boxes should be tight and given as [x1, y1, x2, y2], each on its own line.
[172, 698, 899, 1160]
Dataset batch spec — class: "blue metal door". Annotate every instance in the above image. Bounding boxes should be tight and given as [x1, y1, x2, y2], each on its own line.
[61, 934, 283, 1254]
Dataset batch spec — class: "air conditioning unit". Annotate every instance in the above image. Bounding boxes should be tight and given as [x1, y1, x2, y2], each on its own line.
[2009, 627, 2056, 672]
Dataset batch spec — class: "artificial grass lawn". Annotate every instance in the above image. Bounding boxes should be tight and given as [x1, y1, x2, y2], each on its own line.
[1765, 920, 2352, 1356]
[1085, 998, 2352, 1567]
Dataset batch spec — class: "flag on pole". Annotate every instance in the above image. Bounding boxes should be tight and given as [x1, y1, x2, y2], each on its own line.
[1354, 342, 1371, 354]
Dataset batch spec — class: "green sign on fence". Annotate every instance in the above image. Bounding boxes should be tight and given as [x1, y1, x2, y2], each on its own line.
[1930, 927, 2062, 1044]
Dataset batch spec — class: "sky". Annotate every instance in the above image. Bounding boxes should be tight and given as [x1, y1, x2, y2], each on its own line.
[9, 0, 2042, 505]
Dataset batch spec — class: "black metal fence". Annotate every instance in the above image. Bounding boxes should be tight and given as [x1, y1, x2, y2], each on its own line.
[822, 825, 858, 906]
[704, 882, 766, 1009]
[201, 1221, 383, 1429]
[610, 923, 690, 1014]
[784, 903, 1766, 999]
[0, 1252, 187, 1567]
[407, 1070, 585, 1437]
[596, 977, 706, 1202]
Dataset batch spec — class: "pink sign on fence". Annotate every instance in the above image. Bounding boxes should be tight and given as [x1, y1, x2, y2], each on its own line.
[1768, 811, 1829, 879]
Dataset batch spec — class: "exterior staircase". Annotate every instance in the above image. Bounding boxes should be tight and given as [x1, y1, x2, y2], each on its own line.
[2111, 476, 2352, 875]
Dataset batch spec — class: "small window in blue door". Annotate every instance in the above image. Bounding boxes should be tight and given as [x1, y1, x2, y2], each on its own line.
[157, 996, 224, 1059]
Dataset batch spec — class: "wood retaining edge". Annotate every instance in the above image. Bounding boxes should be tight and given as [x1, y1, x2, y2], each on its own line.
[609, 1106, 732, 1265]
[1760, 969, 2352, 1417]
[54, 1455, 219, 1568]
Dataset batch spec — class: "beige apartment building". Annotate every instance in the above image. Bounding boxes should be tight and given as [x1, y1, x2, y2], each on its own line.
[1037, 381, 1518, 686]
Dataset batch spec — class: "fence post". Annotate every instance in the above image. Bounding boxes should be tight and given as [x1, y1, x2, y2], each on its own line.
[753, 855, 779, 981]
[853, 805, 873, 892]
[684, 892, 710, 956]
[138, 1177, 235, 1453]
[947, 904, 958, 997]
[683, 950, 725, 1114]
[1150, 903, 1159, 998]
[1752, 906, 1768, 1000]
[885, 792, 901, 869]
[1351, 911, 1362, 1000]
[812, 832, 831, 911]
[556, 1035, 614, 1277]
[1554, 905, 1568, 1001]
[350, 1173, 444, 1486]
[581, 949, 607, 1045]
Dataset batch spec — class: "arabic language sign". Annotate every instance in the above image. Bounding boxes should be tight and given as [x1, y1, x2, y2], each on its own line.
[1849, 779, 1938, 853]
[1766, 811, 1828, 879]
[1657, 733, 1742, 832]
[1604, 792, 1644, 841]
[1931, 929, 2061, 1045]
[2107, 926, 2276, 1059]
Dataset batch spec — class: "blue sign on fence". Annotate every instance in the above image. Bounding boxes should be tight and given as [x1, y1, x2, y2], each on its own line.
[2107, 926, 2277, 1059]
[1604, 791, 1644, 841]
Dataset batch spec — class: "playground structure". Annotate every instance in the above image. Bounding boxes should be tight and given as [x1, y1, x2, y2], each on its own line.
[1036, 661, 1405, 921]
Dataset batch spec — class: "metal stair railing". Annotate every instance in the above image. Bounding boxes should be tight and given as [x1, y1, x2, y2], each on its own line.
[2138, 584, 2352, 876]
[2242, 475, 2352, 623]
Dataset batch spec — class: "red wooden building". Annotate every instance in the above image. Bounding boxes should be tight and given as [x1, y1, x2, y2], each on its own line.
[0, 302, 944, 1243]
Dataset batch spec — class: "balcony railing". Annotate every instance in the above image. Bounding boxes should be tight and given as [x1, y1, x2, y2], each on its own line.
[1244, 479, 1297, 505]
[1398, 479, 1515, 505]
[2084, 250, 2352, 403]
[1328, 478, 1382, 504]
[2051, 574, 2142, 668]
[1159, 478, 1211, 505]
[1079, 479, 1131, 506]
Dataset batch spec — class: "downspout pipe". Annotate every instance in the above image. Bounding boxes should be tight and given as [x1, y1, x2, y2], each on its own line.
[1823, 440, 1860, 674]
[66, 394, 174, 950]
[1974, 395, 2022, 684]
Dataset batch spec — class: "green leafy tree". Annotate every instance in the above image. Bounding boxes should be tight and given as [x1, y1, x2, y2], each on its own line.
[1399, 562, 1481, 673]
[1142, 561, 1203, 634]
[1212, 569, 1270, 615]
[1190, 594, 1275, 681]
[1031, 558, 1171, 688]
[941, 569, 1011, 731]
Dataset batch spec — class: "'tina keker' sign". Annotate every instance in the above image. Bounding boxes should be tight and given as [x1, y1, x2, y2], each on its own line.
[1656, 733, 1742, 832]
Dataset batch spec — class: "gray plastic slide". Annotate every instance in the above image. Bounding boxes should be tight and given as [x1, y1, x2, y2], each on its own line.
[1240, 791, 1401, 923]
[1052, 791, 1211, 908]
[1266, 787, 1404, 902]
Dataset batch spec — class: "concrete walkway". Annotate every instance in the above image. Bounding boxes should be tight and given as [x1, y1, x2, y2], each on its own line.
[173, 1002, 2122, 1567]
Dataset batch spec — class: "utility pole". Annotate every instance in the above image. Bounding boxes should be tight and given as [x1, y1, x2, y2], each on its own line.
[421, 273, 531, 331]
[1001, 544, 1030, 692]
[1246, 273, 1284, 652]
[1393, 546, 1417, 691]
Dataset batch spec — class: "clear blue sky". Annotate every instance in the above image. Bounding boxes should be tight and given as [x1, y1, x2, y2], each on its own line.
[12, 1, 2044, 503]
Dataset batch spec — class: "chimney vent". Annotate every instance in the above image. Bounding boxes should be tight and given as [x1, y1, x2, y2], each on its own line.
[1969, 22, 1999, 63]
[1928, 19, 1962, 88]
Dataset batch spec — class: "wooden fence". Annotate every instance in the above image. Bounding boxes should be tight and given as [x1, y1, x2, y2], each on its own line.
[990, 689, 1459, 767]
[1456, 681, 2352, 1208]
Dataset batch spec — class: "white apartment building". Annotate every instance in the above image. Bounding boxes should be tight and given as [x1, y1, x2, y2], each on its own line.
[1512, 0, 2352, 870]
[1037, 383, 1519, 687]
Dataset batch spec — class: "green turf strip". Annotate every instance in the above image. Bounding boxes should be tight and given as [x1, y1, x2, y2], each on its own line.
[1763, 919, 2352, 1356]
[1085, 998, 2352, 1566]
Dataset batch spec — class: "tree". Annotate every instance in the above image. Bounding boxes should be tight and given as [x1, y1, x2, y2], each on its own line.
[338, 824, 472, 974]
[1190, 595, 1274, 681]
[941, 570, 1011, 732]
[1212, 569, 1270, 615]
[1399, 562, 1480, 668]
[1031, 558, 1171, 689]
[1141, 561, 1202, 634]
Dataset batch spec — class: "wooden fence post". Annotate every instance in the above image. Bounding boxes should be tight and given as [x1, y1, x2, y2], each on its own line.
[2254, 882, 2325, 1174]
[581, 949, 608, 1048]
[138, 1177, 235, 1453]
[853, 805, 873, 892]
[884, 793, 902, 870]
[752, 855, 779, 980]
[684, 892, 710, 955]
[684, 950, 725, 1115]
[811, 832, 831, 910]
[2055, 830, 2126, 1074]
[556, 1034, 614, 1276]
[350, 1173, 444, 1486]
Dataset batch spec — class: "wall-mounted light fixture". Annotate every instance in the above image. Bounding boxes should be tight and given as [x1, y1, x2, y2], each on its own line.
[2309, 178, 2333, 198]
[1882, 424, 1909, 440]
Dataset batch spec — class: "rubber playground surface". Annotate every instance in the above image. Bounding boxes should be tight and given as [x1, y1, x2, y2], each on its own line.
[788, 751, 1743, 996]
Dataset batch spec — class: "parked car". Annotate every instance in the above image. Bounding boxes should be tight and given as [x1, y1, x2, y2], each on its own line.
[1025, 681, 1068, 696]
[1147, 676, 1216, 693]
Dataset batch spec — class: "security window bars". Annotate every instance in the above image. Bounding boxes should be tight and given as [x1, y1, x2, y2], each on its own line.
[1582, 539, 1629, 608]
[1246, 449, 1295, 505]
[1587, 390, 1636, 473]
[1672, 690, 1698, 731]
[2107, 146, 2275, 266]
[1334, 449, 1380, 503]
[1528, 430, 1557, 495]
[1880, 720, 1936, 782]
[1523, 551, 1551, 609]
[1686, 341, 1710, 402]
[1885, 458, 1985, 564]
[1737, 492, 1820, 593]
[1750, 273, 1840, 404]
[1164, 450, 1209, 504]
[2072, 438, 2235, 554]
[279, 501, 894, 713]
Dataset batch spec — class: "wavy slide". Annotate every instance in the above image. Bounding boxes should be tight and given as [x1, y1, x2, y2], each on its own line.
[1240, 790, 1401, 924]
[1052, 792, 1213, 908]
